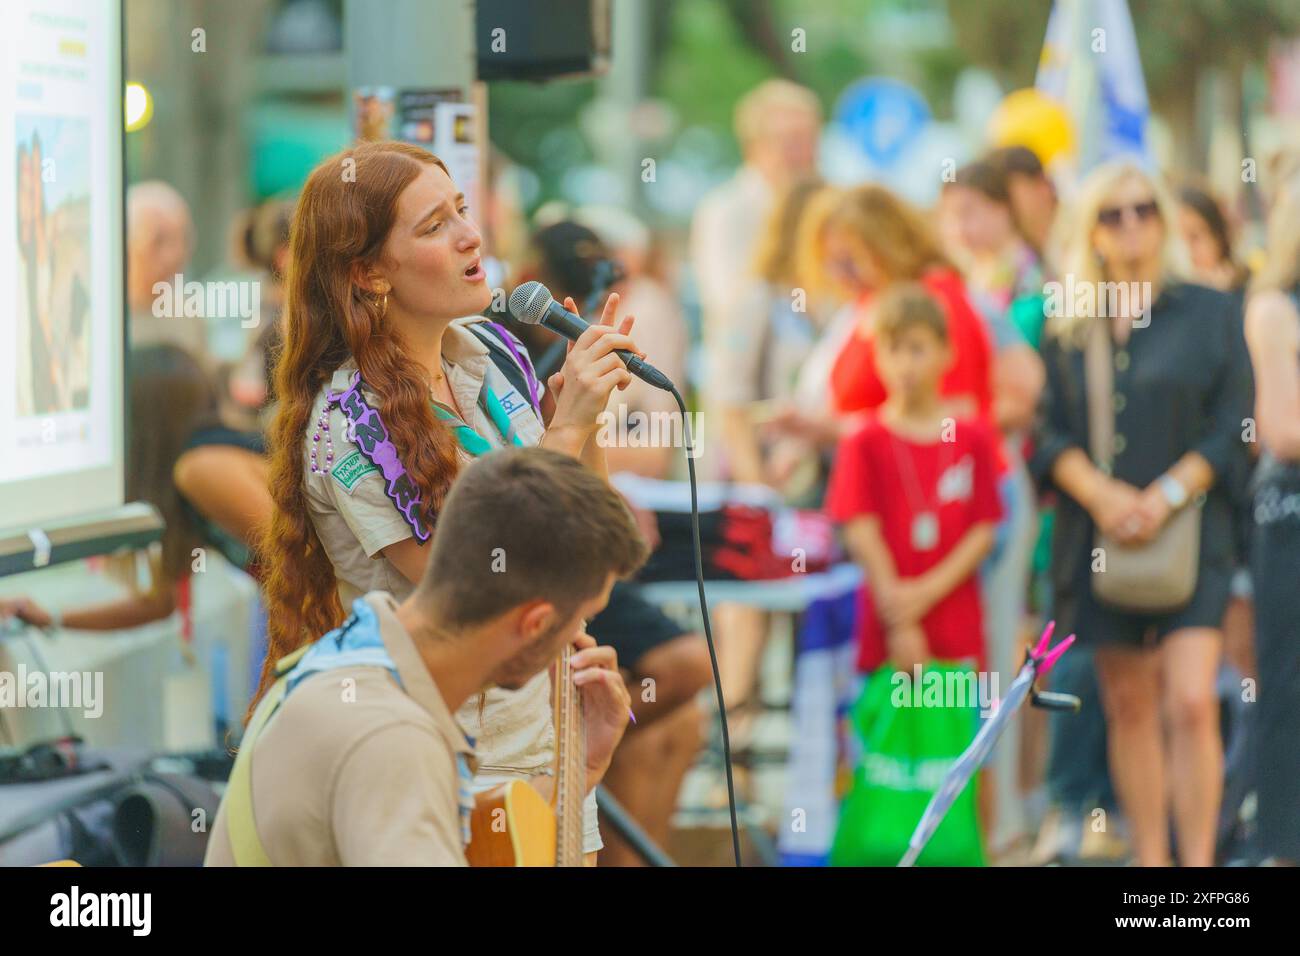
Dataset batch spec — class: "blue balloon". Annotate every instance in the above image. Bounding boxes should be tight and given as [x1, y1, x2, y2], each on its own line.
[833, 78, 931, 169]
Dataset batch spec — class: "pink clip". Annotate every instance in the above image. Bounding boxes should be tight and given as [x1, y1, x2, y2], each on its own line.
[1032, 620, 1056, 660]
[1038, 634, 1076, 677]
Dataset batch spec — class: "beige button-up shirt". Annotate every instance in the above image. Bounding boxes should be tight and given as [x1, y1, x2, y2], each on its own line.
[304, 318, 545, 608]
[205, 592, 476, 866]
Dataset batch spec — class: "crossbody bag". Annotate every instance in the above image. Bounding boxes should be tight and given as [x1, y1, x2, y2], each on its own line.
[1085, 317, 1201, 613]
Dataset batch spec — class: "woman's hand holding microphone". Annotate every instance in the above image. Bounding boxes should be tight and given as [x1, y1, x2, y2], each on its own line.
[543, 292, 644, 457]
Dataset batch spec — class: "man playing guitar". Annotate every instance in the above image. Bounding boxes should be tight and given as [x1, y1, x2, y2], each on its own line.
[204, 447, 647, 866]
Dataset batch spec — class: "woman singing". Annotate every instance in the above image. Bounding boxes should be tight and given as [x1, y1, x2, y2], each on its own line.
[259, 140, 642, 860]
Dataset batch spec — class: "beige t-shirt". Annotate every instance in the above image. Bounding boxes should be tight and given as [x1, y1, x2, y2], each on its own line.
[205, 592, 475, 866]
[689, 165, 773, 326]
[299, 318, 601, 849]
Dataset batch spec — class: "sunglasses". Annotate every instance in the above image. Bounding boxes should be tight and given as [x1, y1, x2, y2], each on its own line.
[1097, 200, 1160, 228]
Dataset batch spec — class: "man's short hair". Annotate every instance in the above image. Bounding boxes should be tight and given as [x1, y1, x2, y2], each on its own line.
[950, 159, 1011, 206]
[420, 447, 649, 627]
[127, 180, 192, 233]
[874, 282, 949, 344]
[734, 79, 821, 149]
[986, 146, 1046, 181]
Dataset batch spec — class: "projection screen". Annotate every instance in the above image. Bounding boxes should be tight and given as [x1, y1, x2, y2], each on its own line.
[0, 0, 125, 538]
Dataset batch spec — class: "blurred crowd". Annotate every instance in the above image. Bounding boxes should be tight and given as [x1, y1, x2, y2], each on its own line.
[681, 79, 1298, 868]
[7, 75, 1299, 868]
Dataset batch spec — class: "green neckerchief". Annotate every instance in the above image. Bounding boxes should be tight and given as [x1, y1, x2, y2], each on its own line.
[432, 383, 525, 457]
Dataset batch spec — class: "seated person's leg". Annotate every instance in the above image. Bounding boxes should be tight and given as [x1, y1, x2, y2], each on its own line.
[588, 584, 711, 864]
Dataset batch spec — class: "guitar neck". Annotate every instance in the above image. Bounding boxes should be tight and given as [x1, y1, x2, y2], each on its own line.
[553, 644, 586, 867]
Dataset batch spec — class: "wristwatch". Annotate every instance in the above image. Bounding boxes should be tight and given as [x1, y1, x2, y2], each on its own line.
[1157, 474, 1189, 510]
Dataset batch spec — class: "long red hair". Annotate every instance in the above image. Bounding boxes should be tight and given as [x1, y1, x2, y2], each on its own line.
[254, 141, 462, 705]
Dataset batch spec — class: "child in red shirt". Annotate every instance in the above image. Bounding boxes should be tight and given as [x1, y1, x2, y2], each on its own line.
[827, 284, 1002, 673]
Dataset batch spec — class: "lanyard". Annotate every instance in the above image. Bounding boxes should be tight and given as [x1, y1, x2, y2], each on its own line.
[886, 431, 953, 553]
[431, 382, 525, 457]
[887, 431, 952, 515]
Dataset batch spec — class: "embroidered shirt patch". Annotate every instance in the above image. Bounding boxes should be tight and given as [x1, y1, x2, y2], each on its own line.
[331, 449, 380, 493]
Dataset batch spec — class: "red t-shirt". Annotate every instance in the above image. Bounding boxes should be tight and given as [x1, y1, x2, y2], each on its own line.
[826, 415, 1003, 672]
[829, 268, 994, 418]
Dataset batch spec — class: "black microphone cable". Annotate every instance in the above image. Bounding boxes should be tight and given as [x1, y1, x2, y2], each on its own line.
[668, 383, 742, 868]
[510, 277, 742, 864]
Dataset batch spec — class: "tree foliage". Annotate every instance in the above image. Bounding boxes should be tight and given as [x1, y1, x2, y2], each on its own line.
[945, 0, 1300, 104]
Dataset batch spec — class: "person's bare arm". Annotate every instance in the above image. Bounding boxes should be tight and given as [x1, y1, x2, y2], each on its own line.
[1163, 452, 1216, 498]
[915, 522, 996, 608]
[763, 405, 865, 452]
[1049, 447, 1107, 511]
[173, 445, 272, 548]
[579, 428, 610, 483]
[540, 423, 591, 459]
[1051, 447, 1146, 543]
[1247, 290, 1300, 460]
[876, 522, 996, 631]
[843, 516, 935, 669]
[1127, 451, 1217, 543]
[719, 404, 766, 485]
[2, 587, 176, 632]
[842, 515, 898, 597]
[382, 537, 431, 585]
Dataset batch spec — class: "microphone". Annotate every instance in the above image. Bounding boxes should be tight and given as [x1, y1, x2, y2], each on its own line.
[507, 280, 674, 392]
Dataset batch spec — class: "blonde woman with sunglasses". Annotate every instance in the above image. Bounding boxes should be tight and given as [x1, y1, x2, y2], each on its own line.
[1030, 160, 1254, 866]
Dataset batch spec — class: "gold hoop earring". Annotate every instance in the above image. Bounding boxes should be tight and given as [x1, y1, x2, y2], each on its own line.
[378, 293, 388, 317]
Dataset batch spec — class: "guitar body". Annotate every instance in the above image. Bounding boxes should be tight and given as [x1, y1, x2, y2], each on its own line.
[466, 647, 586, 867]
[465, 780, 555, 867]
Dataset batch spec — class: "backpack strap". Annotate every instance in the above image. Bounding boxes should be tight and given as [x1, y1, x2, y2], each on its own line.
[224, 644, 311, 866]
[468, 321, 542, 419]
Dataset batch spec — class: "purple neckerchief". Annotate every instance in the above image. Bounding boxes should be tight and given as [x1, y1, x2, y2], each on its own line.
[485, 321, 541, 417]
[326, 371, 431, 542]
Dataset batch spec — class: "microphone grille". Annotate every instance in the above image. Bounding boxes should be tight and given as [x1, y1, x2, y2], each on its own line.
[507, 281, 552, 325]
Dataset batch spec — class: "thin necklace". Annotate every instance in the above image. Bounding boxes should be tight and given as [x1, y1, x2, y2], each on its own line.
[430, 363, 463, 419]
[888, 432, 949, 512]
[885, 424, 952, 552]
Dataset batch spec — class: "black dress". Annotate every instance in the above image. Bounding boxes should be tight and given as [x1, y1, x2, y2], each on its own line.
[1030, 282, 1255, 647]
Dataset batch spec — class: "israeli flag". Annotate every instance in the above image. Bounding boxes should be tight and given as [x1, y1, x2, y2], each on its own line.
[1036, 0, 1151, 172]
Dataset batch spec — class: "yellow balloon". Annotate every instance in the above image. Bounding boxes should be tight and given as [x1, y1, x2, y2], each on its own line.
[987, 88, 1074, 166]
